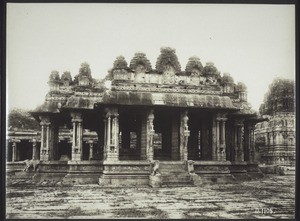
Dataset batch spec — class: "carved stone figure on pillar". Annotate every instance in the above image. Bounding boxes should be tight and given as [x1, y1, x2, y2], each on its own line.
[39, 116, 51, 161]
[71, 112, 83, 161]
[147, 109, 155, 161]
[216, 113, 227, 161]
[180, 110, 190, 161]
[104, 108, 119, 162]
[234, 119, 245, 162]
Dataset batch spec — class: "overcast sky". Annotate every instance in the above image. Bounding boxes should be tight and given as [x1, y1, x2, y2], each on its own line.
[7, 3, 295, 112]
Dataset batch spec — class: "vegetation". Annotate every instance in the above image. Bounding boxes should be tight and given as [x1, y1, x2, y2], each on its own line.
[259, 78, 295, 115]
[185, 56, 204, 73]
[155, 47, 181, 73]
[129, 52, 152, 72]
[7, 108, 40, 131]
[113, 56, 128, 70]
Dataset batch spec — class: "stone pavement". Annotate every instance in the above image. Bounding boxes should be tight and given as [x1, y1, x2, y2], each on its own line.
[6, 175, 295, 219]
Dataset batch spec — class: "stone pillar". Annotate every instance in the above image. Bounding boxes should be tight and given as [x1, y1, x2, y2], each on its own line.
[88, 141, 94, 160]
[180, 110, 190, 161]
[248, 124, 255, 163]
[218, 118, 227, 161]
[12, 141, 18, 162]
[71, 112, 83, 161]
[214, 113, 227, 161]
[216, 120, 220, 157]
[32, 138, 38, 160]
[171, 115, 180, 160]
[104, 108, 119, 162]
[234, 119, 244, 162]
[39, 116, 52, 161]
[103, 118, 107, 160]
[212, 115, 217, 161]
[146, 109, 155, 161]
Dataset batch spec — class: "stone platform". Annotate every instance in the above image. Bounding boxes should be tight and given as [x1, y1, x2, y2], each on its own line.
[6, 175, 295, 219]
[7, 160, 265, 187]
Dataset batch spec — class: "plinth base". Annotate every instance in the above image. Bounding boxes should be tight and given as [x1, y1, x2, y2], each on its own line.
[149, 174, 162, 187]
[99, 174, 149, 186]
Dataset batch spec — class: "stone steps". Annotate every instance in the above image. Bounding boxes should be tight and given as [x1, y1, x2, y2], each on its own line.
[159, 161, 194, 187]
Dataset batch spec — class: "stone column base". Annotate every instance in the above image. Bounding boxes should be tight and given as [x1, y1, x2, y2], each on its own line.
[149, 174, 162, 187]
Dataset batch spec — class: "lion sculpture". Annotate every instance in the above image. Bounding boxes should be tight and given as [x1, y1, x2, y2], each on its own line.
[151, 160, 160, 176]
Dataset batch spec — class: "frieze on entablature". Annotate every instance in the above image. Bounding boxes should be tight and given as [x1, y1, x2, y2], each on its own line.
[74, 91, 104, 97]
[8, 139, 21, 143]
[45, 96, 68, 102]
[111, 85, 223, 95]
[230, 98, 240, 103]
[8, 136, 39, 141]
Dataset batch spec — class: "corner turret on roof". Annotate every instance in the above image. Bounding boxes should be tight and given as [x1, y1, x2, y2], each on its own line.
[155, 47, 181, 74]
[129, 52, 152, 72]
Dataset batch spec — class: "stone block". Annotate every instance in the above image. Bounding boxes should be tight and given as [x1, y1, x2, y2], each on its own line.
[33, 172, 68, 186]
[190, 174, 202, 186]
[63, 173, 102, 185]
[99, 174, 149, 186]
[149, 174, 162, 187]
[277, 166, 295, 176]
[198, 174, 236, 184]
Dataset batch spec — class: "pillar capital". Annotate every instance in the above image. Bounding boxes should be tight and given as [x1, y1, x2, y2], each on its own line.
[105, 107, 119, 118]
[39, 115, 51, 124]
[71, 112, 82, 122]
[147, 109, 154, 121]
[234, 118, 244, 127]
[216, 112, 228, 122]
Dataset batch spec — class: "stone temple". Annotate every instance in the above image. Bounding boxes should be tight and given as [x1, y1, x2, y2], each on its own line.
[7, 47, 265, 186]
[255, 78, 295, 171]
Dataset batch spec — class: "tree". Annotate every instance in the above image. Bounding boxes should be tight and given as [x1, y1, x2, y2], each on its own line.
[7, 108, 40, 131]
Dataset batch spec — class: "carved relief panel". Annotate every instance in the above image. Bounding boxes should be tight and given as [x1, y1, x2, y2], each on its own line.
[134, 64, 146, 83]
[113, 69, 132, 81]
[189, 68, 201, 86]
[162, 64, 176, 84]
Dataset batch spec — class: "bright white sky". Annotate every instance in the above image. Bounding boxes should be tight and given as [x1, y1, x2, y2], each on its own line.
[7, 3, 295, 112]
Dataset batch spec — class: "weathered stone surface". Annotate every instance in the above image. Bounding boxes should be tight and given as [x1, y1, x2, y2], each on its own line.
[6, 175, 295, 219]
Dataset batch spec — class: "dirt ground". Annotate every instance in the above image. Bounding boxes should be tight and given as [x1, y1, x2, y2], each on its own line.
[6, 174, 295, 219]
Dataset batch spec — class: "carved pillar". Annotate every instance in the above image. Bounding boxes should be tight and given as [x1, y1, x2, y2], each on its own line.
[39, 116, 51, 161]
[248, 124, 255, 163]
[234, 119, 244, 162]
[180, 110, 190, 161]
[88, 141, 94, 160]
[216, 120, 220, 158]
[104, 108, 119, 162]
[218, 118, 227, 161]
[214, 113, 227, 161]
[146, 109, 155, 161]
[31, 138, 38, 160]
[212, 115, 217, 161]
[103, 118, 107, 160]
[12, 141, 18, 162]
[71, 112, 83, 161]
[39, 115, 58, 161]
